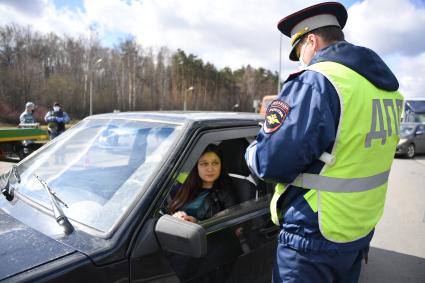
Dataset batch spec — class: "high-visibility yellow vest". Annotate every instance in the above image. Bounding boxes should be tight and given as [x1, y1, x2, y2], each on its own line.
[270, 61, 403, 243]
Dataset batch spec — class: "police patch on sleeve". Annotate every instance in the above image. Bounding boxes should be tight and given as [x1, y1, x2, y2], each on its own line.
[263, 100, 291, 134]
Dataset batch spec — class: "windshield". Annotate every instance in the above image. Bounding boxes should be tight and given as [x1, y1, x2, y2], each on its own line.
[14, 118, 183, 233]
[400, 125, 415, 136]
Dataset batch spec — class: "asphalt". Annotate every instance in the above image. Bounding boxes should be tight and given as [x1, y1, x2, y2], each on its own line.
[1, 156, 424, 282]
[359, 155, 425, 283]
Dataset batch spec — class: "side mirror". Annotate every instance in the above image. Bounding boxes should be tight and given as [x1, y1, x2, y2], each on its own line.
[416, 130, 423, 135]
[155, 215, 207, 258]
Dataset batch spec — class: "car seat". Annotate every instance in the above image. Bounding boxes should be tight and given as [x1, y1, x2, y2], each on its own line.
[218, 138, 258, 203]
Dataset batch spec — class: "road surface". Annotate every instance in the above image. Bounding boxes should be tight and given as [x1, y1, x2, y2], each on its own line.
[359, 155, 425, 283]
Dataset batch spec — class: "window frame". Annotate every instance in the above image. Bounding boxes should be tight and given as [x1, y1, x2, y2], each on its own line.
[156, 125, 272, 234]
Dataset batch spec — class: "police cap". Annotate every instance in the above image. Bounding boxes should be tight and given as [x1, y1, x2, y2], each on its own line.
[277, 2, 347, 61]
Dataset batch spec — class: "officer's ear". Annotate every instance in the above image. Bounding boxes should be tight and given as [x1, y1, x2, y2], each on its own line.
[309, 33, 325, 52]
[305, 34, 316, 50]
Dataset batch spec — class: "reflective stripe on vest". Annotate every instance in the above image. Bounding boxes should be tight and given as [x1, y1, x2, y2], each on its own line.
[292, 170, 390, 192]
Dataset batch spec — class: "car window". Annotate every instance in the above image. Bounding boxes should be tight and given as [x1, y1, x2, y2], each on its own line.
[400, 125, 415, 136]
[159, 134, 274, 225]
[14, 118, 183, 234]
[150, 128, 277, 282]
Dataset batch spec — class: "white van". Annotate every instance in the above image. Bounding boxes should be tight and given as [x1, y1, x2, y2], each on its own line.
[403, 98, 425, 123]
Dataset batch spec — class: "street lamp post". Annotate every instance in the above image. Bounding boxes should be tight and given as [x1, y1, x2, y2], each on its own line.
[89, 58, 103, 116]
[278, 33, 282, 95]
[183, 86, 194, 111]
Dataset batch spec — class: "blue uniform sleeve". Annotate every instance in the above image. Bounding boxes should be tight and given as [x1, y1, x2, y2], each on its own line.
[246, 71, 340, 184]
[63, 112, 70, 123]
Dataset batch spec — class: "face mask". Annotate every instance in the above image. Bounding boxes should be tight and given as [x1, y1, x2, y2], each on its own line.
[298, 42, 309, 70]
[53, 106, 60, 112]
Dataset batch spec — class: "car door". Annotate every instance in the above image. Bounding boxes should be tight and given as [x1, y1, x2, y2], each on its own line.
[159, 127, 278, 282]
[129, 126, 278, 282]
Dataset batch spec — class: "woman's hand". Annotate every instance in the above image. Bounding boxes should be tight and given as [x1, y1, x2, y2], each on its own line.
[172, 211, 197, 223]
[184, 215, 198, 223]
[172, 211, 187, 220]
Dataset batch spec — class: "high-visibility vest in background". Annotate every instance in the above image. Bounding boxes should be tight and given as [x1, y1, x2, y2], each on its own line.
[270, 61, 404, 243]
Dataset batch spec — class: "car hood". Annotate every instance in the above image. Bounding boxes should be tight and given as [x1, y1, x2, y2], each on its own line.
[0, 208, 76, 279]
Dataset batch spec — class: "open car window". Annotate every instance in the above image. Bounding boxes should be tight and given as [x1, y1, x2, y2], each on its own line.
[159, 131, 275, 226]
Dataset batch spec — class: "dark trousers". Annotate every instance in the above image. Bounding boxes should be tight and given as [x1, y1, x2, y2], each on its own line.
[272, 243, 365, 283]
[49, 130, 64, 140]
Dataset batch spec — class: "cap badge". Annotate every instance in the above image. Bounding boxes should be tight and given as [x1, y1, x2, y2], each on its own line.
[291, 27, 309, 45]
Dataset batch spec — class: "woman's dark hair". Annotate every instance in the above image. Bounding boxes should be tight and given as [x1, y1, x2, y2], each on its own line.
[168, 144, 226, 214]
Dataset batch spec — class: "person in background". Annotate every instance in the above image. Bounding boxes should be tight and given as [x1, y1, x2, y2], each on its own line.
[19, 102, 37, 125]
[44, 102, 70, 140]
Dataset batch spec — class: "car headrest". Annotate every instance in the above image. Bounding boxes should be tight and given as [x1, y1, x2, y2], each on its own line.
[219, 138, 250, 176]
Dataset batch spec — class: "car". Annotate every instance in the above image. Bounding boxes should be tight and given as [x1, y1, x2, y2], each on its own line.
[396, 123, 425, 158]
[0, 112, 279, 283]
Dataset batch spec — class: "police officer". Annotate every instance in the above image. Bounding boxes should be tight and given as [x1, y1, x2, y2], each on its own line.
[19, 102, 37, 125]
[245, 2, 403, 282]
[44, 102, 70, 140]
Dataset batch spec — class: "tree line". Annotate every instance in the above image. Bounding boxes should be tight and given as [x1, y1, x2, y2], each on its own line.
[0, 24, 278, 123]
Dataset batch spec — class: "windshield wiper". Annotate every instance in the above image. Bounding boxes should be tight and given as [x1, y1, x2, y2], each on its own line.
[33, 174, 74, 235]
[1, 165, 20, 201]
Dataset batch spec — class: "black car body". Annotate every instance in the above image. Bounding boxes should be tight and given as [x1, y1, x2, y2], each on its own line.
[396, 123, 425, 158]
[0, 112, 278, 283]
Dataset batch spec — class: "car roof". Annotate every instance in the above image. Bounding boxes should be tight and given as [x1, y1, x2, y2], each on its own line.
[401, 122, 423, 127]
[262, 95, 277, 100]
[86, 111, 264, 126]
[405, 98, 425, 101]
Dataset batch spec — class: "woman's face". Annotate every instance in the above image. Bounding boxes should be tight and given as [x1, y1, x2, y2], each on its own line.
[197, 151, 221, 188]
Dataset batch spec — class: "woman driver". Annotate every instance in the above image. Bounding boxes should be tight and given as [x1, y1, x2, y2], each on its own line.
[167, 144, 236, 223]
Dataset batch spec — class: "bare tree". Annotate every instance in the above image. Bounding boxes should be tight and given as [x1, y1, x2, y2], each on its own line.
[0, 23, 278, 123]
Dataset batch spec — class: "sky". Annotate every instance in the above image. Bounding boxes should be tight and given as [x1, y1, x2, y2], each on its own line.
[0, 0, 424, 98]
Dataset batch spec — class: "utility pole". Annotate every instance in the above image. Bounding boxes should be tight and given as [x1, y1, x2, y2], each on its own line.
[183, 86, 194, 111]
[278, 33, 282, 95]
[89, 58, 103, 116]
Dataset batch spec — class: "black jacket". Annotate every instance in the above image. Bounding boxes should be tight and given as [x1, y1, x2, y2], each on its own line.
[170, 178, 236, 221]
